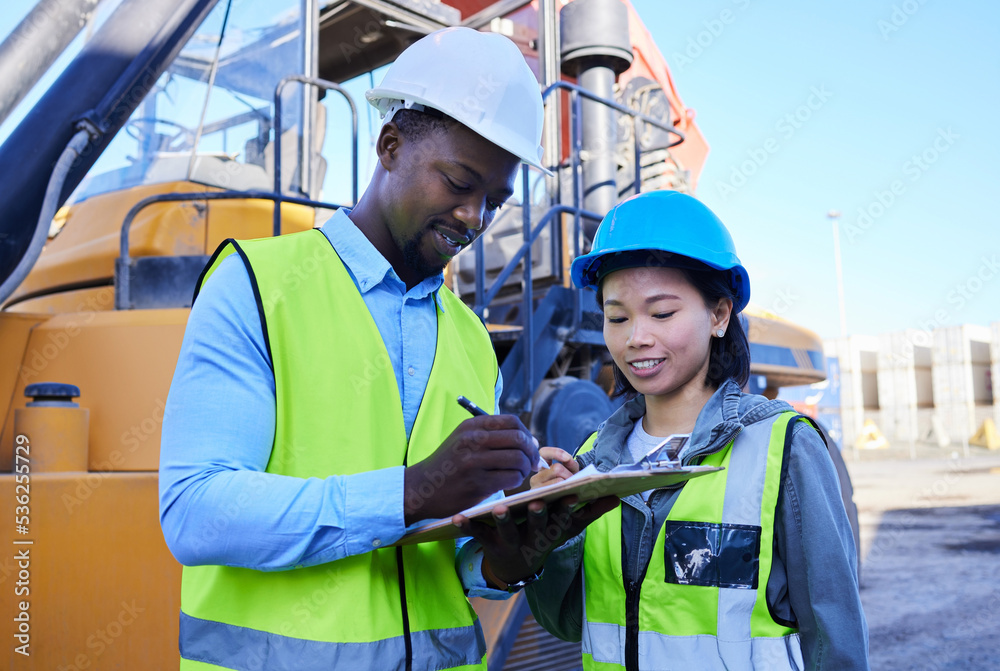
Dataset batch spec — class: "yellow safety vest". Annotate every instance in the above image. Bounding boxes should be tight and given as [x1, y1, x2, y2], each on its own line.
[178, 230, 496, 670]
[579, 412, 804, 671]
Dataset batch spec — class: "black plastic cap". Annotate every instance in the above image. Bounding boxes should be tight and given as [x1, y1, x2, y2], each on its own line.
[24, 382, 81, 401]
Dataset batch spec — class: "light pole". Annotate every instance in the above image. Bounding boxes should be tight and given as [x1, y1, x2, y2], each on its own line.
[828, 209, 857, 461]
[828, 210, 847, 339]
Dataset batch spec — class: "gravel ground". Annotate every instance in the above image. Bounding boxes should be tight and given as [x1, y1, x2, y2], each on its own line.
[845, 445, 1000, 670]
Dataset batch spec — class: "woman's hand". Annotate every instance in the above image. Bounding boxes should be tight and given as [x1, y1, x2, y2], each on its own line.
[530, 447, 580, 489]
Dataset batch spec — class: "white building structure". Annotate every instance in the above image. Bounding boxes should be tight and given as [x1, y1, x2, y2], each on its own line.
[826, 322, 997, 447]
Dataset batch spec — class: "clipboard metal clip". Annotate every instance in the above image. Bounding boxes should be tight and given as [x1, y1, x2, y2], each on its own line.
[636, 435, 690, 470]
[616, 434, 688, 472]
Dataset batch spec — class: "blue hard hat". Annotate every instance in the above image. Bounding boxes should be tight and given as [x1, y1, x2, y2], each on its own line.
[570, 190, 750, 312]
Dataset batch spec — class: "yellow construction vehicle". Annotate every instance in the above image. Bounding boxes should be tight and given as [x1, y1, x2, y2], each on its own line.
[0, 1, 850, 668]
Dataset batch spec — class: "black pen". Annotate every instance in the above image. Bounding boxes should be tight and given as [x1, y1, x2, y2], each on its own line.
[456, 396, 548, 470]
[457, 395, 487, 417]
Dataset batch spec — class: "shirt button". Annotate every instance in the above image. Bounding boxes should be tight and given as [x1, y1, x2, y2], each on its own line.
[372, 539, 382, 548]
[407, 367, 415, 376]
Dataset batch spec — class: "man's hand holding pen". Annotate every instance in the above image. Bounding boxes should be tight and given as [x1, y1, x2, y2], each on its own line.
[403, 412, 539, 526]
[403, 396, 617, 590]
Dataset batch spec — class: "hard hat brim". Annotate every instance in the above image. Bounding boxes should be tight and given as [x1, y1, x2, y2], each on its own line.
[571, 246, 750, 313]
[366, 89, 554, 177]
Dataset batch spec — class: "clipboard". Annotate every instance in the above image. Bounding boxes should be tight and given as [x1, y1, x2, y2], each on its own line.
[394, 462, 723, 546]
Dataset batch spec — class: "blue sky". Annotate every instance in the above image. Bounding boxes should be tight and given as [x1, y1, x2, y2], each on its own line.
[630, 0, 999, 340]
[2, 0, 997, 340]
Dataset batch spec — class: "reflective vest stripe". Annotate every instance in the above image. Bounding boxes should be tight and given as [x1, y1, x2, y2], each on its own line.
[180, 611, 486, 671]
[716, 418, 773, 647]
[581, 623, 803, 670]
[748, 412, 794, 638]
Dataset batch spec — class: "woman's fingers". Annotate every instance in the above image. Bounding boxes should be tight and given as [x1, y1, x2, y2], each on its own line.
[528, 447, 581, 489]
[539, 446, 570, 462]
[540, 447, 580, 475]
[530, 467, 568, 489]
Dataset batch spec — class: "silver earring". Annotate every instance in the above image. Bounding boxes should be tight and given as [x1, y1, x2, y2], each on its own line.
[716, 329, 725, 337]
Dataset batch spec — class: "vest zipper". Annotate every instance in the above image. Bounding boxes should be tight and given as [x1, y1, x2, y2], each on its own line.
[625, 495, 659, 671]
[625, 578, 641, 671]
[619, 487, 662, 671]
[395, 546, 413, 671]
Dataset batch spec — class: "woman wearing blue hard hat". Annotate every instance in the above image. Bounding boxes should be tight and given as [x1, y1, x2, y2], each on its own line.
[525, 191, 869, 670]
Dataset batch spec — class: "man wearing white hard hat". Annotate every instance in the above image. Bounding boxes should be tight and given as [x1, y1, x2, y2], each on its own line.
[159, 27, 615, 671]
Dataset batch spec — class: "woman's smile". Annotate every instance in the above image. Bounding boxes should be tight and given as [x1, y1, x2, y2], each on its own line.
[627, 357, 666, 376]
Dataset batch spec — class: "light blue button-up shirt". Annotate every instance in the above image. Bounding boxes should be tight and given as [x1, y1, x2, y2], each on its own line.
[159, 208, 502, 597]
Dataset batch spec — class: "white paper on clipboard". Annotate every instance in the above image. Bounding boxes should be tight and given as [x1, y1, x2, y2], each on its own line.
[394, 460, 722, 546]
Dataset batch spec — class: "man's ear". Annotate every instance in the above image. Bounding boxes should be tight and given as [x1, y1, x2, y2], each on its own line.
[376, 122, 403, 171]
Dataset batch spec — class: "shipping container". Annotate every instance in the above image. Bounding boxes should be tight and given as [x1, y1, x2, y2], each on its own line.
[932, 362, 975, 405]
[916, 366, 934, 407]
[879, 329, 933, 369]
[884, 406, 921, 442]
[933, 324, 992, 365]
[876, 367, 918, 409]
[917, 408, 936, 442]
[972, 361, 994, 404]
[936, 403, 977, 442]
[992, 322, 1000, 419]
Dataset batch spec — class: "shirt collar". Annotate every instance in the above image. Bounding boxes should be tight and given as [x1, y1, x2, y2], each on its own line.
[319, 208, 446, 308]
[589, 380, 746, 471]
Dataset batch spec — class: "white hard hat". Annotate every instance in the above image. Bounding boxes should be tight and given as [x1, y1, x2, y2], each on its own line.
[366, 27, 547, 173]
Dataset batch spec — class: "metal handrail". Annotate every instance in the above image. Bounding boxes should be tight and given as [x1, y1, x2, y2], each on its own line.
[116, 189, 346, 309]
[473, 82, 685, 317]
[542, 80, 685, 143]
[471, 203, 601, 316]
[473, 80, 686, 412]
[273, 75, 359, 236]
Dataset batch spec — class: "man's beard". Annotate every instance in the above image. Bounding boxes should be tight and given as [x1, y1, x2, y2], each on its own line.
[401, 224, 447, 282]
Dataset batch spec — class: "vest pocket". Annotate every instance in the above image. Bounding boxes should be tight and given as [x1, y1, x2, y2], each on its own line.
[662, 521, 762, 589]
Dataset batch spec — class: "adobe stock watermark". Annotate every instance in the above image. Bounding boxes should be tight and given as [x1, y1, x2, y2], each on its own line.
[188, 469, 270, 553]
[865, 457, 965, 567]
[270, 564, 349, 639]
[842, 127, 958, 244]
[670, 0, 753, 72]
[520, 509, 575, 564]
[883, 253, 998, 367]
[743, 286, 801, 343]
[338, 9, 385, 64]
[18, 287, 115, 384]
[260, 242, 330, 312]
[61, 398, 166, 514]
[519, 475, 620, 565]
[55, 600, 145, 671]
[715, 85, 833, 200]
[946, 254, 999, 311]
[181, 438, 317, 556]
[404, 458, 458, 516]
[878, 0, 932, 40]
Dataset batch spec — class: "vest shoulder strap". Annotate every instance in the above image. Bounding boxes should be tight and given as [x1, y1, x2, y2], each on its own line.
[575, 432, 598, 457]
[193, 236, 275, 369]
[193, 231, 330, 369]
[434, 285, 497, 385]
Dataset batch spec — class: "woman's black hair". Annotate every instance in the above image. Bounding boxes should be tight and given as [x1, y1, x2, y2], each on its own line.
[596, 258, 751, 399]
